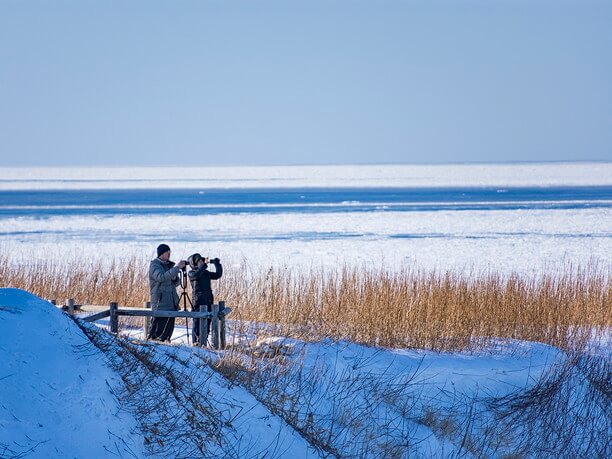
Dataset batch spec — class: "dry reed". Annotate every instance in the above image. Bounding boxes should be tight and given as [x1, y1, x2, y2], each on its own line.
[1, 255, 609, 351]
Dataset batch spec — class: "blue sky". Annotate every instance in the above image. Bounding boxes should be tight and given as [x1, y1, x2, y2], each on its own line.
[0, 0, 610, 166]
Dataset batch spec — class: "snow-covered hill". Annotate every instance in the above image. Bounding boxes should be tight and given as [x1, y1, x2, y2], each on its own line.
[0, 288, 146, 458]
[1, 288, 609, 458]
[0, 289, 317, 458]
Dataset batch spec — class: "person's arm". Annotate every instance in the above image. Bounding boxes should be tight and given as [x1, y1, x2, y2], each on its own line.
[149, 263, 180, 283]
[189, 264, 208, 281]
[209, 259, 223, 280]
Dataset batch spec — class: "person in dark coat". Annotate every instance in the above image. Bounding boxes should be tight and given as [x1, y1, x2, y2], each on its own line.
[187, 253, 222, 345]
[148, 244, 186, 341]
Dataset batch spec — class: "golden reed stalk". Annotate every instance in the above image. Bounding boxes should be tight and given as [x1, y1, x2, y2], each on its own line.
[1, 255, 609, 351]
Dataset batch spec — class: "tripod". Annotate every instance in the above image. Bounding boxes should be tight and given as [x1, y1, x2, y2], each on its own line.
[178, 267, 193, 345]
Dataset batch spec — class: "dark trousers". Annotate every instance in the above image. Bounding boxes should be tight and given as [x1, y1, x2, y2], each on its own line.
[148, 316, 175, 341]
[192, 304, 212, 344]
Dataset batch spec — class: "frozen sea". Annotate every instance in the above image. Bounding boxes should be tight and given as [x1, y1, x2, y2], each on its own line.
[0, 163, 610, 274]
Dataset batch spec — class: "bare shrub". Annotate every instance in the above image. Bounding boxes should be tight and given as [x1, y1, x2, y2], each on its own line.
[484, 352, 612, 458]
[210, 340, 428, 458]
[73, 319, 243, 458]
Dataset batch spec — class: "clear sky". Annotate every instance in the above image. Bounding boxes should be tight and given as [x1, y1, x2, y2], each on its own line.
[0, 0, 610, 166]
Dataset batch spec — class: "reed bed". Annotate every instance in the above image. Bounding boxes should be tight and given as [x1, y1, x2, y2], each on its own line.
[1, 255, 609, 351]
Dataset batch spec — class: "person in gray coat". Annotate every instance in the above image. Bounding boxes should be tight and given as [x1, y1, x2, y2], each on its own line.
[148, 244, 186, 341]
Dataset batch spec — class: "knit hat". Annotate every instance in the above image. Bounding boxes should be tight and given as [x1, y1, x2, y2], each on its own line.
[188, 253, 202, 269]
[157, 244, 171, 257]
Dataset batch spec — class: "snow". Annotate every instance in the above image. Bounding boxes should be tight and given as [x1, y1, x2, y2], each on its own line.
[0, 288, 147, 458]
[0, 163, 609, 273]
[157, 344, 319, 458]
[259, 337, 563, 456]
[0, 163, 610, 190]
[0, 162, 609, 455]
[1, 207, 610, 274]
[127, 324, 570, 457]
[1, 289, 608, 457]
[0, 289, 318, 458]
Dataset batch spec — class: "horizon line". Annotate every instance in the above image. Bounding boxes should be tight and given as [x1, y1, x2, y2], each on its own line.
[0, 159, 610, 169]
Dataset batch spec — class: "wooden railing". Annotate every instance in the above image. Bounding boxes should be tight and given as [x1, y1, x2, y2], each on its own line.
[54, 299, 231, 350]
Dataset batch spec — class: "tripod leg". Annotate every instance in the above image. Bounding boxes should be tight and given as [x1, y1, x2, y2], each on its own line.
[177, 291, 190, 345]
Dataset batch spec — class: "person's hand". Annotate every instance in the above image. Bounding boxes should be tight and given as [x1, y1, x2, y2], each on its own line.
[212, 258, 220, 264]
[177, 260, 187, 269]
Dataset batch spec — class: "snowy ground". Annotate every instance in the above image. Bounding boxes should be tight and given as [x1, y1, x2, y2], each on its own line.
[106, 314, 611, 457]
[0, 288, 147, 458]
[1, 288, 609, 458]
[0, 289, 317, 459]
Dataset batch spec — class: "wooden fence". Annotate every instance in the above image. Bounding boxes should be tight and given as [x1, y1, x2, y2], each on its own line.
[55, 299, 231, 350]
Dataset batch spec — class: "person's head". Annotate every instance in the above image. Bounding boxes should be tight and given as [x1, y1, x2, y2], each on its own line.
[188, 252, 205, 269]
[157, 244, 171, 261]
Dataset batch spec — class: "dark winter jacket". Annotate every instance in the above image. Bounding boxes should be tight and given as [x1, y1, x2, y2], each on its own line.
[188, 260, 222, 309]
[149, 258, 181, 311]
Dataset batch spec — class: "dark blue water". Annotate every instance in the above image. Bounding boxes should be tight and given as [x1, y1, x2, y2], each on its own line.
[0, 186, 610, 217]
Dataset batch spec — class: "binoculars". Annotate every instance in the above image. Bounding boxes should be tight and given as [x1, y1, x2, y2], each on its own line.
[186, 253, 219, 270]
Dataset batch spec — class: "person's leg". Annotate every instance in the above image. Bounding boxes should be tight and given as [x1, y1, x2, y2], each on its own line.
[163, 317, 176, 342]
[158, 317, 172, 341]
[192, 314, 200, 344]
[205, 303, 212, 344]
[148, 317, 164, 340]
[195, 304, 210, 346]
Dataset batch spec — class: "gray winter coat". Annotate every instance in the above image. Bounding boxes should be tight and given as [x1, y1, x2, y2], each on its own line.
[149, 258, 181, 311]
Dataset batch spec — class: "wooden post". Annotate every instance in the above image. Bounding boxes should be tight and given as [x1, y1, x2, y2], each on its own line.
[67, 299, 75, 314]
[198, 304, 206, 347]
[219, 301, 226, 350]
[211, 303, 219, 349]
[143, 301, 151, 339]
[109, 302, 118, 334]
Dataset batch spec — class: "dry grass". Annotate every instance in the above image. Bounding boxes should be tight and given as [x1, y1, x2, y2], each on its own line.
[1, 255, 609, 351]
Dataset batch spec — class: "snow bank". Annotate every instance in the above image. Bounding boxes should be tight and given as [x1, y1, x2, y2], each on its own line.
[0, 288, 146, 458]
[206, 333, 605, 457]
[78, 321, 319, 458]
[133, 323, 569, 456]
